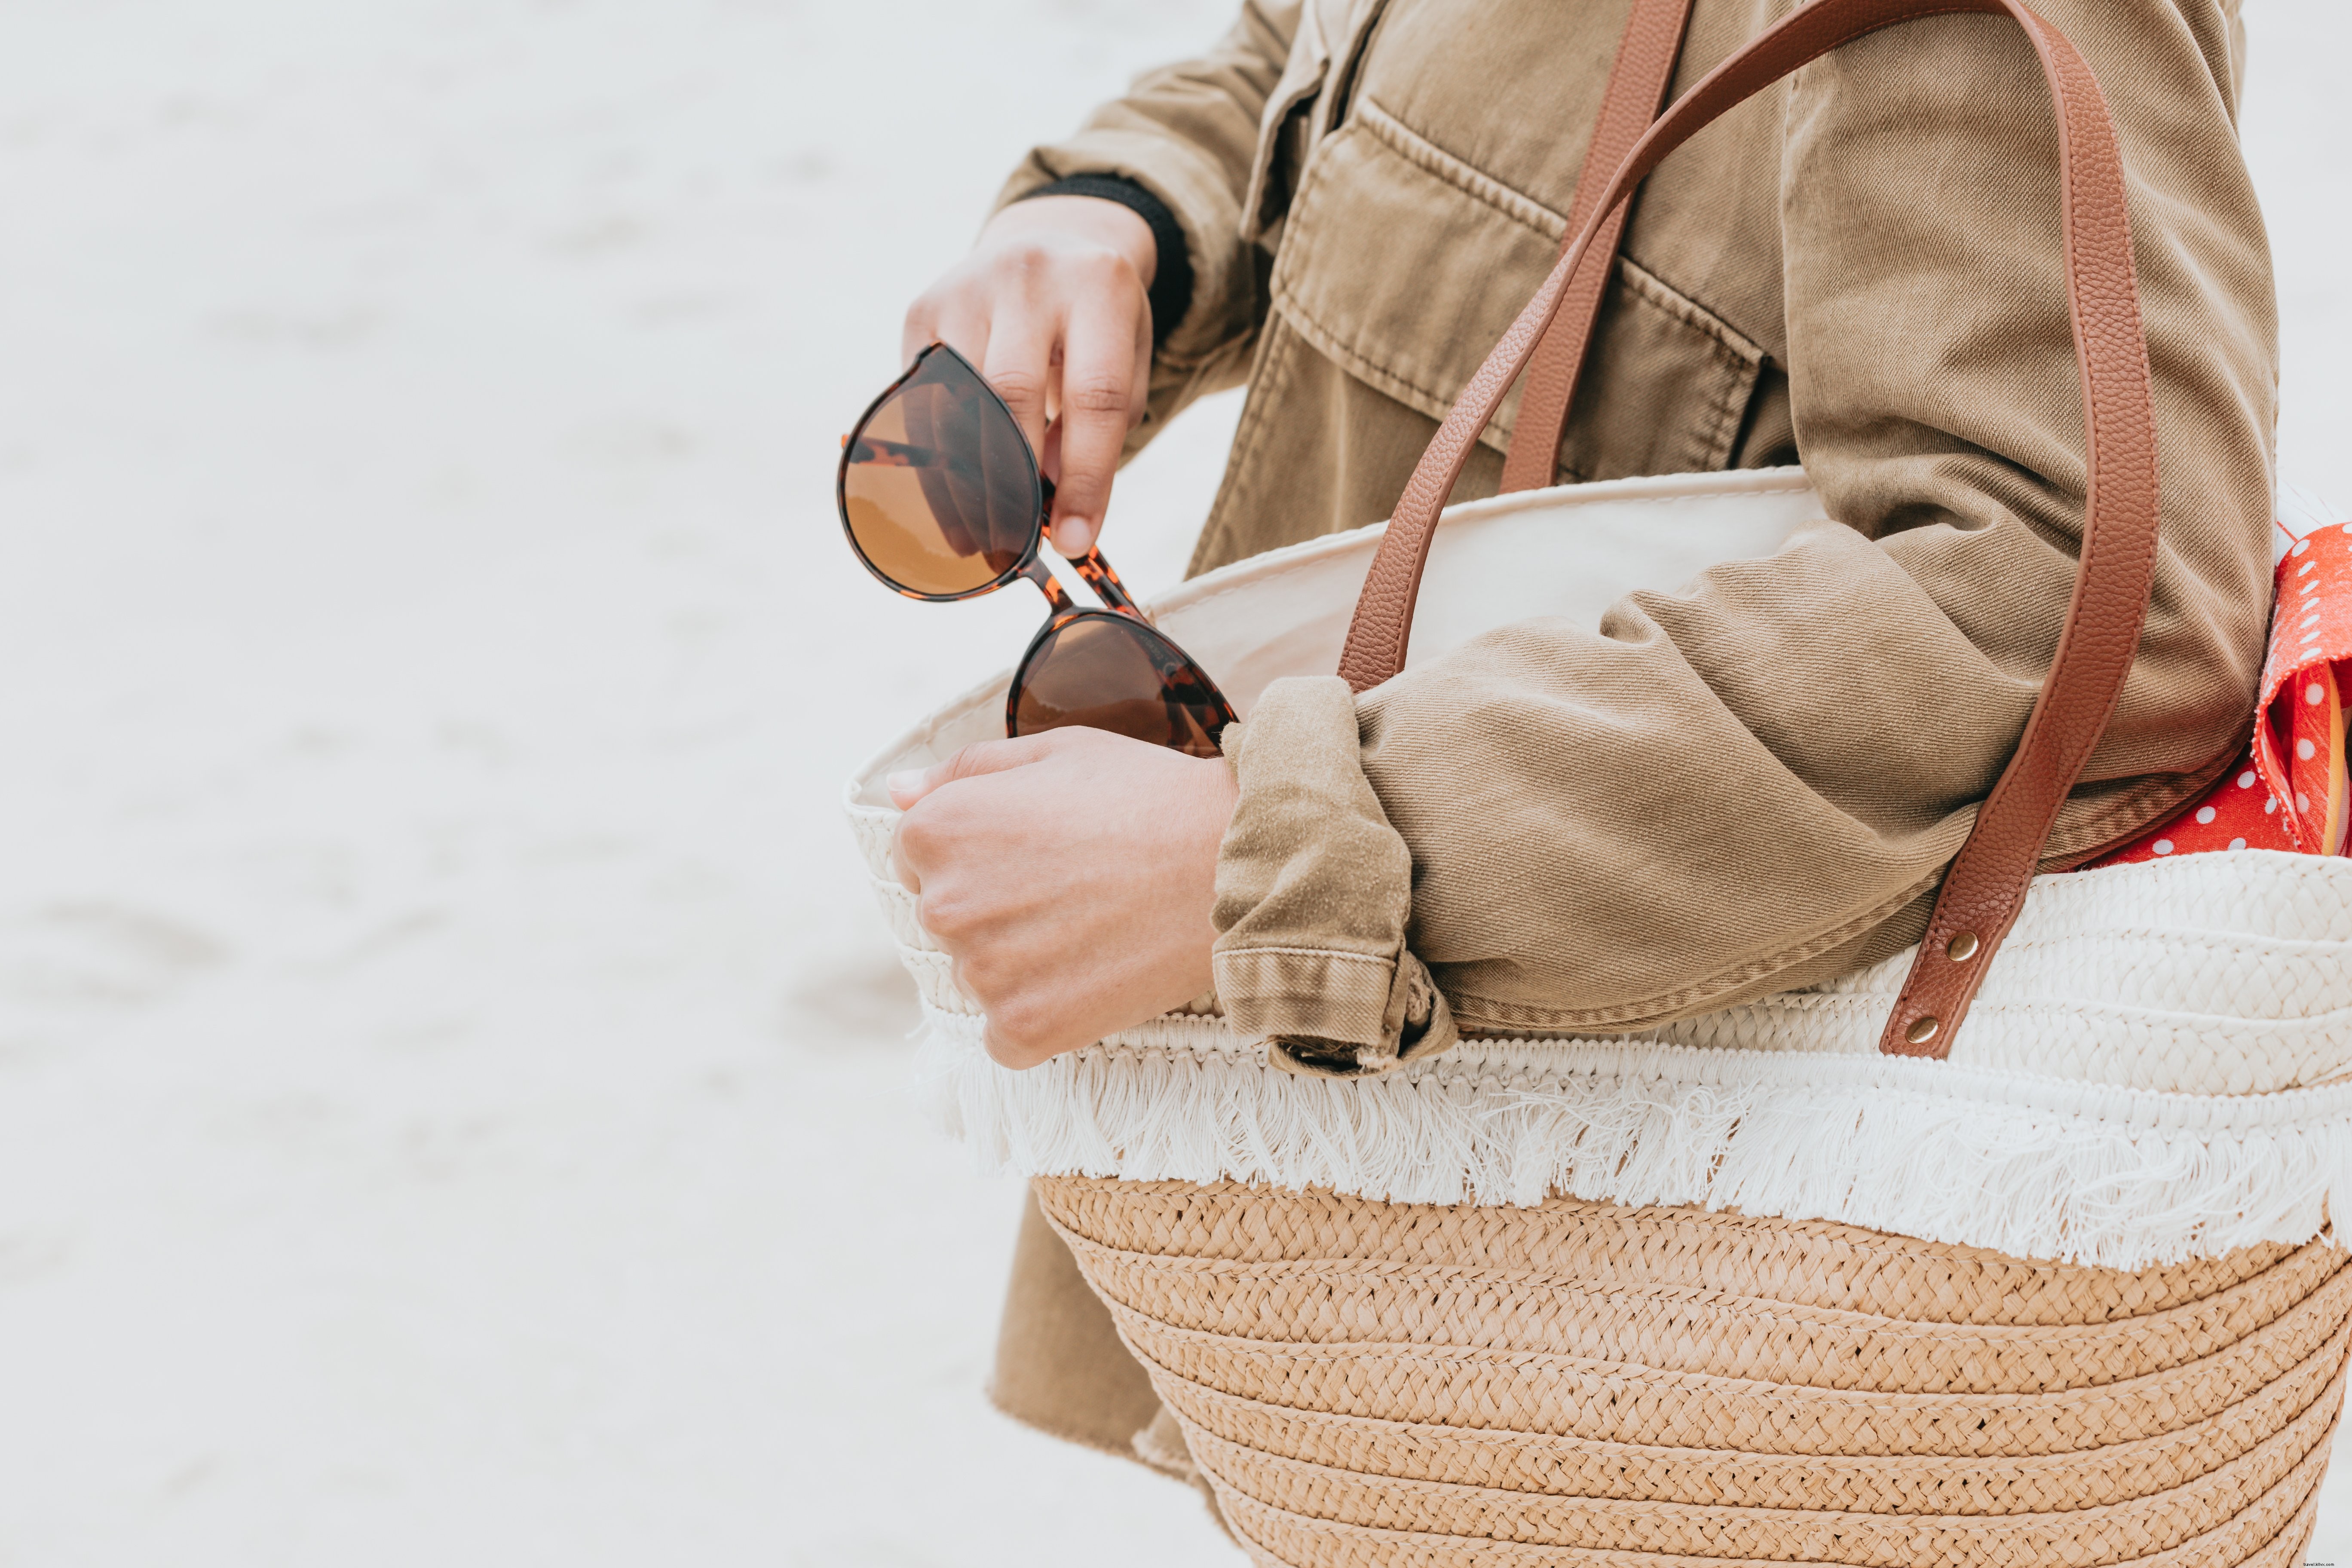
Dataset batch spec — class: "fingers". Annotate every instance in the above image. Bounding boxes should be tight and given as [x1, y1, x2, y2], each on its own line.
[897, 196, 1155, 551]
[980, 306, 1056, 464]
[905, 282, 988, 367]
[891, 732, 1059, 896]
[1047, 290, 1148, 558]
[888, 732, 1075, 888]
[887, 733, 1058, 810]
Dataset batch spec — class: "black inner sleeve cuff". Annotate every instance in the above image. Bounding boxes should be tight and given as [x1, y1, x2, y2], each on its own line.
[1014, 174, 1195, 349]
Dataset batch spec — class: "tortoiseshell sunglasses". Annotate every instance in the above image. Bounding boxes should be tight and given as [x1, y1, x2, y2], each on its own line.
[837, 341, 1237, 758]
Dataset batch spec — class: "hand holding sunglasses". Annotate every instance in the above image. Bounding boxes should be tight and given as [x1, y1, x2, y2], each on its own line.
[837, 343, 1237, 758]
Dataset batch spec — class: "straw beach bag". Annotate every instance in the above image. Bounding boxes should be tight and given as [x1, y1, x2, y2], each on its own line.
[844, 0, 2352, 1560]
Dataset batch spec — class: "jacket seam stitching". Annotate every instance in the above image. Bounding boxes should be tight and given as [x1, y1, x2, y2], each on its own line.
[1219, 947, 1396, 966]
[1353, 96, 1568, 237]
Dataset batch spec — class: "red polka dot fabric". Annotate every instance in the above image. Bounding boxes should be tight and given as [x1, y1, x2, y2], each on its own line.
[2092, 500, 2352, 869]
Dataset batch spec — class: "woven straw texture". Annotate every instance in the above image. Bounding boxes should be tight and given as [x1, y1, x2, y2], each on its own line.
[1040, 1177, 2352, 1568]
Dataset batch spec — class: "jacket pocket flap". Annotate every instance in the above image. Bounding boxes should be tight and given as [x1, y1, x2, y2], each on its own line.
[1272, 96, 1767, 482]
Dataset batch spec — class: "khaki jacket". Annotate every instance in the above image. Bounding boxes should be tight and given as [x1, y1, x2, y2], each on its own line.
[1000, 0, 2273, 1063]
[986, 0, 2274, 1470]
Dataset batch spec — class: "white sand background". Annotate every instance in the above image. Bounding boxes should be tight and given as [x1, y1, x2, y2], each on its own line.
[0, 3, 2345, 1564]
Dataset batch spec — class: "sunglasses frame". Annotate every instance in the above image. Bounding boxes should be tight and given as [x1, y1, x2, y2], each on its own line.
[836, 342, 1237, 753]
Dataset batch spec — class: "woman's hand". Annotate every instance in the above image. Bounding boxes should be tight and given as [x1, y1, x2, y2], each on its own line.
[902, 196, 1156, 558]
[889, 728, 1236, 1068]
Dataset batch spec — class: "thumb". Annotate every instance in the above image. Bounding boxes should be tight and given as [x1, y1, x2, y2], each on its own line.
[888, 734, 1055, 809]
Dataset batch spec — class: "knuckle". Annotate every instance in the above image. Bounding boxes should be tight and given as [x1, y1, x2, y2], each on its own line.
[943, 741, 998, 781]
[913, 884, 978, 931]
[1063, 377, 1132, 419]
[995, 241, 1063, 292]
[998, 236, 1053, 269]
[1013, 729, 1073, 766]
[983, 1007, 1053, 1068]
[916, 888, 973, 941]
[903, 280, 965, 333]
[961, 952, 1013, 1002]
[984, 1039, 1044, 1071]
[894, 808, 940, 859]
[1072, 246, 1133, 283]
[986, 368, 1046, 411]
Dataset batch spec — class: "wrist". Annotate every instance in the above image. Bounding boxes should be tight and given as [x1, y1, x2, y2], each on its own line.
[1194, 750, 1241, 871]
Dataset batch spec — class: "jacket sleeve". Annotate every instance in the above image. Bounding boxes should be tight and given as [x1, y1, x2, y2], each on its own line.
[993, 0, 1302, 435]
[1209, 0, 2277, 1067]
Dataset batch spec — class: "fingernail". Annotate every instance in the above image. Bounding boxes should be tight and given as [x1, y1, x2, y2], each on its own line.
[886, 769, 923, 802]
[1054, 518, 1095, 557]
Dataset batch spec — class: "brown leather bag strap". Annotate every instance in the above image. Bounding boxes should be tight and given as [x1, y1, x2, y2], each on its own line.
[1335, 0, 2159, 1060]
[1498, 0, 1695, 494]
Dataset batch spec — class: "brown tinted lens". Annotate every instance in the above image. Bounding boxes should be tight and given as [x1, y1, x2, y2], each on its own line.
[841, 348, 1038, 597]
[1014, 613, 1232, 759]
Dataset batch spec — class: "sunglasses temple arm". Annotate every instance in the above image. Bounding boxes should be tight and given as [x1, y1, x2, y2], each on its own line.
[1034, 472, 1147, 619]
[1063, 548, 1145, 616]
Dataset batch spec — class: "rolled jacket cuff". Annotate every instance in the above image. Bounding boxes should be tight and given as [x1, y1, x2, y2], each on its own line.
[1210, 675, 1459, 1078]
[1216, 945, 1458, 1078]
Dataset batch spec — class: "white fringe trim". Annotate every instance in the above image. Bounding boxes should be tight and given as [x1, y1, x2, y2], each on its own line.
[919, 1008, 2352, 1270]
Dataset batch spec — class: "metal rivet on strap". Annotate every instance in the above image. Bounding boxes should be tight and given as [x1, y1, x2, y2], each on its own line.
[1946, 931, 1980, 962]
[1904, 1016, 1942, 1047]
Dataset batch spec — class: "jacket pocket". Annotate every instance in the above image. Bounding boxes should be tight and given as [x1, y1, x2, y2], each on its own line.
[1270, 94, 1766, 481]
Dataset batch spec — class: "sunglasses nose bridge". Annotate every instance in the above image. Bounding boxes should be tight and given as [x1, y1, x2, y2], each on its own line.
[1020, 557, 1076, 615]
